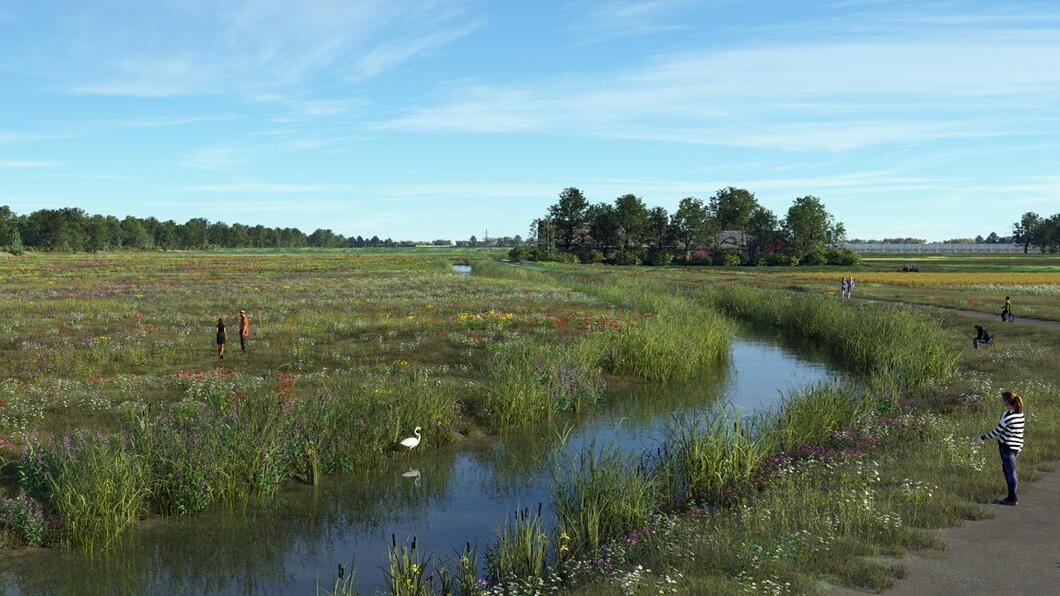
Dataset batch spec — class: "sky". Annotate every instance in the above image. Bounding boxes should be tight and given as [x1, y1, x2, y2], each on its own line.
[2, 0, 1059, 241]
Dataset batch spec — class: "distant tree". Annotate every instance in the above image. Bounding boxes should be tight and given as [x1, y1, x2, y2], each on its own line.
[709, 187, 759, 231]
[587, 203, 620, 251]
[613, 194, 649, 250]
[669, 197, 710, 260]
[180, 218, 210, 250]
[783, 196, 842, 259]
[746, 206, 780, 262]
[646, 206, 669, 250]
[23, 208, 88, 251]
[0, 206, 24, 253]
[1030, 213, 1059, 252]
[985, 232, 1000, 244]
[120, 216, 151, 249]
[1013, 212, 1042, 254]
[548, 187, 589, 251]
[84, 215, 112, 252]
[974, 234, 985, 243]
[468, 235, 478, 247]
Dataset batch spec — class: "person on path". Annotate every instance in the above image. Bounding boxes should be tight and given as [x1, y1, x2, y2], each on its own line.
[238, 310, 249, 353]
[848, 276, 855, 297]
[978, 390, 1025, 505]
[973, 325, 992, 350]
[1001, 296, 1013, 322]
[216, 317, 228, 359]
[839, 277, 848, 298]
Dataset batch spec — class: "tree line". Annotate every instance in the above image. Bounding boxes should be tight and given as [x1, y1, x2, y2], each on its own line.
[1012, 211, 1060, 254]
[515, 187, 856, 266]
[0, 206, 409, 254]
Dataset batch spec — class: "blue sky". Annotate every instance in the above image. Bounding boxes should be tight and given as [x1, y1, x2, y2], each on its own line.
[2, 0, 1059, 241]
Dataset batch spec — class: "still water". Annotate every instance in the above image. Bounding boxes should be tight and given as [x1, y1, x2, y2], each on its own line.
[0, 333, 839, 595]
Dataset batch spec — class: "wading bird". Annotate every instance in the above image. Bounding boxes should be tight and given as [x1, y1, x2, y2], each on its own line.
[399, 427, 422, 451]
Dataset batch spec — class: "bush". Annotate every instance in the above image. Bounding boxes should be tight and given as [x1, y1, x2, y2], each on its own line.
[644, 250, 674, 266]
[610, 250, 642, 266]
[826, 247, 862, 266]
[507, 246, 530, 261]
[720, 250, 743, 267]
[801, 250, 828, 266]
[765, 253, 799, 266]
[578, 249, 605, 264]
[0, 491, 51, 546]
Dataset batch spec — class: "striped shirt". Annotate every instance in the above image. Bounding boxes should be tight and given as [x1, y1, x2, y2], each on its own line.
[980, 411, 1025, 452]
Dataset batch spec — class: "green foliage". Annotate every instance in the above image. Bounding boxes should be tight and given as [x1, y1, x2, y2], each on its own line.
[826, 246, 862, 265]
[578, 248, 605, 264]
[610, 250, 642, 266]
[385, 536, 432, 596]
[0, 491, 51, 546]
[801, 249, 828, 266]
[486, 506, 549, 580]
[643, 249, 673, 266]
[767, 384, 873, 452]
[552, 447, 658, 557]
[47, 433, 150, 551]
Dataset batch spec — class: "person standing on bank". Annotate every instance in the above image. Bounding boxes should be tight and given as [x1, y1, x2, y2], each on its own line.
[978, 390, 1025, 506]
[1001, 296, 1013, 322]
[216, 317, 228, 359]
[238, 310, 249, 353]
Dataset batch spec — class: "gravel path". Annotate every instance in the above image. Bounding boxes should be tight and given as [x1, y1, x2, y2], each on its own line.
[855, 297, 1060, 330]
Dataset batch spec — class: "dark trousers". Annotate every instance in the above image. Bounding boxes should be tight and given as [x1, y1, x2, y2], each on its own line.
[239, 334, 247, 352]
[998, 442, 1018, 502]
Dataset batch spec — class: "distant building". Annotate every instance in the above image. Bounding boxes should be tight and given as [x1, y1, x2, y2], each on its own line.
[715, 230, 748, 251]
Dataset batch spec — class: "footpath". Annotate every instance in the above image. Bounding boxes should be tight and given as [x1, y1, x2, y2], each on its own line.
[832, 463, 1060, 595]
[855, 296, 1060, 331]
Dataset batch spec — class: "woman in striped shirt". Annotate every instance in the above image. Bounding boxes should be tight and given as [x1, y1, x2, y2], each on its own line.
[979, 391, 1025, 506]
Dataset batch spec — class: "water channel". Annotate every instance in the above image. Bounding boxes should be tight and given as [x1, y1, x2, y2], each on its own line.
[0, 332, 841, 594]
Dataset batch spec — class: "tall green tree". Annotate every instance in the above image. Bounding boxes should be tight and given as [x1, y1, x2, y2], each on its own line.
[0, 206, 23, 253]
[1012, 212, 1042, 254]
[709, 187, 759, 230]
[783, 196, 842, 259]
[746, 206, 780, 262]
[613, 194, 649, 249]
[548, 187, 589, 251]
[120, 216, 151, 249]
[669, 197, 710, 260]
[588, 203, 620, 250]
[646, 206, 669, 250]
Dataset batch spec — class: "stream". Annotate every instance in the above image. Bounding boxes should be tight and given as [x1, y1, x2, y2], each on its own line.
[0, 332, 841, 595]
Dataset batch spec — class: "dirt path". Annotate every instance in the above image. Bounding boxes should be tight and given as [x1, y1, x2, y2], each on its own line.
[855, 296, 1060, 330]
[831, 464, 1060, 595]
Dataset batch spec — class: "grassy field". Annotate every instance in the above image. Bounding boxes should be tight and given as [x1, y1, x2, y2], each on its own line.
[1, 251, 1057, 595]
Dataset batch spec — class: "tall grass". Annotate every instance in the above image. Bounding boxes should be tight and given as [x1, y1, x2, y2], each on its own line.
[551, 446, 658, 557]
[486, 505, 549, 581]
[46, 433, 149, 552]
[652, 414, 772, 507]
[707, 285, 957, 387]
[766, 383, 874, 452]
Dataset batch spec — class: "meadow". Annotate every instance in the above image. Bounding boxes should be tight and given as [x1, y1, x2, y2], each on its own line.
[0, 251, 1057, 595]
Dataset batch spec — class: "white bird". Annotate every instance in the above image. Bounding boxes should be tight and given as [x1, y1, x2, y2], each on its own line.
[399, 427, 422, 451]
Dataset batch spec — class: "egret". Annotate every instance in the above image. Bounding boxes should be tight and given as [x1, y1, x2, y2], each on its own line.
[399, 427, 422, 451]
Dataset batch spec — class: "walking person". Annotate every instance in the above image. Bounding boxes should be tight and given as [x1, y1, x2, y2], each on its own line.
[839, 277, 848, 299]
[216, 317, 228, 359]
[848, 276, 855, 298]
[238, 310, 250, 353]
[1001, 296, 1013, 322]
[978, 390, 1025, 505]
[973, 325, 992, 350]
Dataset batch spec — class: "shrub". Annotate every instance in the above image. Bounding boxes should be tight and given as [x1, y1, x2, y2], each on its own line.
[826, 247, 862, 266]
[578, 249, 605, 264]
[610, 250, 642, 266]
[507, 246, 530, 261]
[644, 250, 674, 266]
[801, 250, 828, 266]
[765, 252, 799, 266]
[0, 491, 51, 546]
[719, 250, 743, 267]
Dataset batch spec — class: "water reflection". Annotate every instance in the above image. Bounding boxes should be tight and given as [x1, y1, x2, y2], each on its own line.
[0, 332, 839, 595]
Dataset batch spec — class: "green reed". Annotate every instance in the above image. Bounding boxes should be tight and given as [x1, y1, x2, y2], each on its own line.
[486, 505, 549, 581]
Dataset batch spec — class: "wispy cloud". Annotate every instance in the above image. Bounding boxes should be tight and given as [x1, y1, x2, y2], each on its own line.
[567, 0, 696, 42]
[62, 0, 481, 97]
[378, 30, 1060, 150]
[181, 145, 246, 171]
[0, 159, 56, 168]
[184, 180, 351, 193]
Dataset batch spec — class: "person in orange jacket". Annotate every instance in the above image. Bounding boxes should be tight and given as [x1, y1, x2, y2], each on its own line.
[238, 310, 250, 353]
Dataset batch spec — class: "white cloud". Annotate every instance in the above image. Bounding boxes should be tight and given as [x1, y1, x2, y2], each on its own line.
[181, 145, 246, 171]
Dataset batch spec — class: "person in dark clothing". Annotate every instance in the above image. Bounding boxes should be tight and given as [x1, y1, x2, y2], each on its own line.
[216, 318, 228, 359]
[973, 325, 992, 350]
[238, 310, 249, 353]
